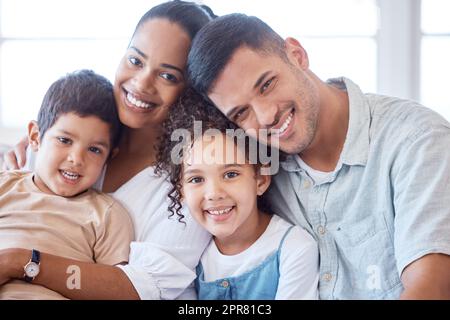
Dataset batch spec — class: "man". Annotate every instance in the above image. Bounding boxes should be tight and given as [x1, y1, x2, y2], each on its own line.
[187, 13, 450, 299]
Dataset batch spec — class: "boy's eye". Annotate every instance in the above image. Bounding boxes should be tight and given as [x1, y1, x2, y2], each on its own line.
[57, 137, 71, 145]
[224, 171, 239, 179]
[128, 56, 143, 67]
[188, 177, 204, 184]
[88, 147, 102, 155]
[160, 72, 179, 83]
[260, 77, 276, 94]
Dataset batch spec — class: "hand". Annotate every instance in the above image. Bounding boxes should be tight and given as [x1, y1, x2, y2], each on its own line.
[2, 136, 29, 170]
[0, 248, 28, 285]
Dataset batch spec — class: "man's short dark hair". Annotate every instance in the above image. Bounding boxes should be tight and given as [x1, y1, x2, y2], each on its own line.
[37, 69, 122, 149]
[187, 13, 287, 96]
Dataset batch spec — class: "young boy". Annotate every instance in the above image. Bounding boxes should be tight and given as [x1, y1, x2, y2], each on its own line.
[0, 70, 134, 299]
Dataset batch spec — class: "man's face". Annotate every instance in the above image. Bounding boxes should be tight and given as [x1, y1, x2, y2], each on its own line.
[208, 45, 320, 155]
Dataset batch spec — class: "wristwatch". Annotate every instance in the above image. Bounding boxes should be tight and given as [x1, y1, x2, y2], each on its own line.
[23, 249, 41, 282]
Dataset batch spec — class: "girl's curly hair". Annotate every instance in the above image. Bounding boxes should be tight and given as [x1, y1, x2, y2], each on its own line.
[155, 88, 273, 223]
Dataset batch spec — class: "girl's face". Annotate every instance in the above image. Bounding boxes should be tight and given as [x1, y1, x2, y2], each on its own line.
[114, 18, 191, 129]
[181, 133, 271, 242]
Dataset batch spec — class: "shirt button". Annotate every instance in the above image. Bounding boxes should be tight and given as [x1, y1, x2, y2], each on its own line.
[317, 226, 326, 235]
[303, 180, 311, 189]
[323, 273, 333, 282]
[221, 280, 229, 288]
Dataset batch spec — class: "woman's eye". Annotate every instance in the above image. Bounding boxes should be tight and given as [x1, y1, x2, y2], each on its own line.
[261, 77, 275, 94]
[128, 56, 143, 67]
[224, 171, 239, 179]
[57, 137, 71, 145]
[89, 147, 102, 155]
[160, 72, 179, 83]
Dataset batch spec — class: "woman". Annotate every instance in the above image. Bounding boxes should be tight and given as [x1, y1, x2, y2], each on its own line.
[0, 0, 216, 300]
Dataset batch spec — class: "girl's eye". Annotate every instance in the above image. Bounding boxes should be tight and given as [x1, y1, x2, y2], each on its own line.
[224, 171, 239, 179]
[160, 72, 179, 83]
[261, 77, 275, 94]
[57, 137, 71, 145]
[128, 56, 143, 67]
[89, 147, 102, 155]
[188, 177, 204, 184]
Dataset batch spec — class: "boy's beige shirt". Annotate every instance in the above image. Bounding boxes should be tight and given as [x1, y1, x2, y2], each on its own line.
[0, 171, 134, 300]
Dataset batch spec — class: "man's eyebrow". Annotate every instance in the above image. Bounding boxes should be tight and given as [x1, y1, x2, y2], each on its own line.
[226, 106, 242, 119]
[253, 71, 272, 90]
[130, 46, 147, 59]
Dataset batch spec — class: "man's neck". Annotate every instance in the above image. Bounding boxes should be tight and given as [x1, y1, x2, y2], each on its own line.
[300, 82, 349, 172]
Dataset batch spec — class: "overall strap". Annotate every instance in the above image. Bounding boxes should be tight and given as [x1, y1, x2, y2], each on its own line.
[277, 225, 295, 252]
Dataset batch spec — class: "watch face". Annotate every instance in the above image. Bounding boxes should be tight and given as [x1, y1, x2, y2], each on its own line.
[24, 262, 40, 277]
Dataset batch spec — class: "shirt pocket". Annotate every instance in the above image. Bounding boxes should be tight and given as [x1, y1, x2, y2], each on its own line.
[332, 214, 402, 299]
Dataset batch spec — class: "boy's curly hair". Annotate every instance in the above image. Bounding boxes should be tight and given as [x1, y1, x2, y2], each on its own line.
[156, 88, 272, 223]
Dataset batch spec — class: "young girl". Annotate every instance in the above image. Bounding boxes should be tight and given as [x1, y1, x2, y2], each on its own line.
[158, 89, 319, 299]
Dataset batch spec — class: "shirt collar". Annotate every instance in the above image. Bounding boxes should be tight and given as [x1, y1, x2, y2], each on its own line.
[331, 77, 370, 167]
[281, 77, 370, 172]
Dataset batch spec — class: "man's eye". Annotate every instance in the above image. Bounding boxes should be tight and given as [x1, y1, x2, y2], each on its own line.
[57, 137, 71, 145]
[234, 108, 248, 122]
[261, 77, 275, 94]
[160, 72, 179, 83]
[224, 171, 239, 179]
[128, 56, 143, 67]
[89, 147, 102, 155]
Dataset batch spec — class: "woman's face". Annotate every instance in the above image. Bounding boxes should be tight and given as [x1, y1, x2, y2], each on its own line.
[114, 18, 191, 129]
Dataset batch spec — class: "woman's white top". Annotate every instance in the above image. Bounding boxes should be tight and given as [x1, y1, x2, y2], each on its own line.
[200, 215, 319, 299]
[93, 166, 212, 300]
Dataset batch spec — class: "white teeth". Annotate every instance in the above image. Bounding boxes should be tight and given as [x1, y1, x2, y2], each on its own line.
[126, 92, 152, 109]
[207, 207, 233, 216]
[61, 170, 80, 181]
[278, 112, 293, 135]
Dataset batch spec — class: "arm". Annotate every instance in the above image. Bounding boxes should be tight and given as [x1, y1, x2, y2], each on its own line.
[400, 253, 450, 299]
[392, 123, 450, 300]
[1, 248, 139, 300]
[2, 135, 28, 170]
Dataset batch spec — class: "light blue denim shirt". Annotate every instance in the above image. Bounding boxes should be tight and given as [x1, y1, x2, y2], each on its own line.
[267, 77, 450, 299]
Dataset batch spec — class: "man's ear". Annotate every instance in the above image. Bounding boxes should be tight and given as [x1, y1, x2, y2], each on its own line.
[284, 37, 309, 70]
[256, 166, 272, 196]
[27, 121, 41, 152]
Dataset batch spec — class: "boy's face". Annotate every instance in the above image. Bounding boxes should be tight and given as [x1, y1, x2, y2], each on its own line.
[29, 112, 111, 197]
[181, 133, 270, 240]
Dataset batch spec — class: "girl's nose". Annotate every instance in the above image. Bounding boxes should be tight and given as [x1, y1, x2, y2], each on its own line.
[205, 180, 226, 201]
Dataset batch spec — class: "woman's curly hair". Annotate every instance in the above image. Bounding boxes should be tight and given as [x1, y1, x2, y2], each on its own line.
[155, 88, 273, 223]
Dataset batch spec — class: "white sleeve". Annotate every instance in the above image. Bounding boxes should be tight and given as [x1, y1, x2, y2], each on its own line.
[276, 227, 319, 300]
[117, 242, 197, 300]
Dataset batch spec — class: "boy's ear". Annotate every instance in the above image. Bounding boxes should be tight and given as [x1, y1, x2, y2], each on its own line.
[284, 37, 309, 70]
[27, 121, 41, 152]
[256, 166, 272, 196]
